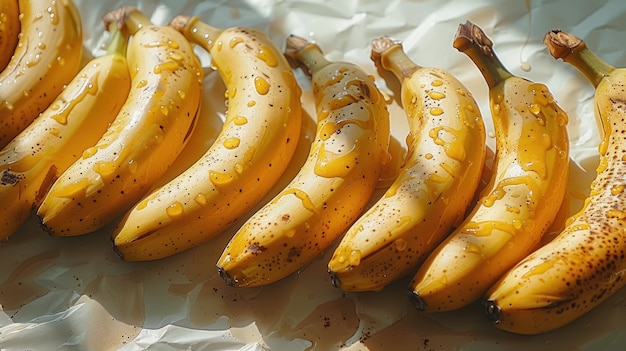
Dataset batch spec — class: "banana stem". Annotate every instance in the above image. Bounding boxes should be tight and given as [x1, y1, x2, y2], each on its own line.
[169, 15, 223, 51]
[102, 6, 152, 36]
[284, 35, 331, 77]
[453, 21, 513, 89]
[543, 30, 615, 88]
[370, 36, 420, 83]
[105, 21, 128, 57]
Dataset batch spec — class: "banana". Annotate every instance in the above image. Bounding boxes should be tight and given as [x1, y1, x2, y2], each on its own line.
[36, 7, 203, 236]
[0, 0, 19, 71]
[216, 34, 391, 288]
[408, 21, 570, 312]
[483, 30, 626, 335]
[0, 0, 83, 149]
[0, 22, 130, 241]
[111, 15, 302, 261]
[326, 36, 487, 292]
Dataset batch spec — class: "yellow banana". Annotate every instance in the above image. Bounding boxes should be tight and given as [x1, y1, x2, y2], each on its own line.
[0, 0, 82, 149]
[327, 36, 487, 292]
[111, 15, 302, 261]
[408, 21, 570, 312]
[0, 0, 19, 71]
[483, 30, 626, 335]
[37, 7, 203, 236]
[217, 34, 391, 288]
[0, 21, 130, 241]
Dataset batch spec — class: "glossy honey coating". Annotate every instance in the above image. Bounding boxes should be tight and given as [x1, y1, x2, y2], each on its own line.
[327, 36, 486, 292]
[0, 0, 20, 71]
[0, 22, 130, 240]
[37, 7, 203, 236]
[484, 29, 626, 335]
[408, 21, 570, 312]
[0, 0, 83, 148]
[216, 35, 391, 287]
[111, 16, 302, 261]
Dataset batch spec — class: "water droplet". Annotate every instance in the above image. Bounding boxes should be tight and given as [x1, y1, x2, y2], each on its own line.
[247, 100, 256, 107]
[431, 79, 443, 87]
[160, 105, 169, 116]
[137, 79, 147, 89]
[178, 90, 186, 99]
[128, 159, 138, 174]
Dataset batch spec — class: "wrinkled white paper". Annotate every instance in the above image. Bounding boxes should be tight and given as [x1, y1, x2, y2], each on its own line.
[1, 0, 626, 350]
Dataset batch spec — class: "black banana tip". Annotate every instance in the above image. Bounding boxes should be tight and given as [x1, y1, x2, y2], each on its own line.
[217, 265, 236, 287]
[484, 300, 503, 324]
[407, 290, 427, 311]
[328, 270, 341, 288]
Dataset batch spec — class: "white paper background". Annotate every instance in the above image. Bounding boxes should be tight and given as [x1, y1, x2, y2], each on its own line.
[1, 0, 626, 350]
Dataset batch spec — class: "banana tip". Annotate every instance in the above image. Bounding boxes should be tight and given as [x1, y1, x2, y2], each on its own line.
[328, 270, 341, 288]
[484, 300, 503, 324]
[217, 265, 237, 287]
[407, 290, 427, 311]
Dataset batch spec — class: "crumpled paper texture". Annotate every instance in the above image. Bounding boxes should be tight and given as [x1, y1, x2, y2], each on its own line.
[1, 0, 626, 350]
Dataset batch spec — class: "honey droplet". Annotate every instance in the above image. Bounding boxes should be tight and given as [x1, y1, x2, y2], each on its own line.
[428, 91, 446, 100]
[430, 107, 444, 116]
[166, 201, 184, 217]
[254, 76, 270, 95]
[257, 45, 278, 67]
[194, 193, 207, 205]
[223, 137, 240, 149]
[233, 116, 248, 125]
[93, 161, 116, 177]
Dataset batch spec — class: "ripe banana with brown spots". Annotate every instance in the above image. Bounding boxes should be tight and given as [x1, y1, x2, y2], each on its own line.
[0, 0, 20, 71]
[327, 36, 486, 292]
[111, 15, 302, 261]
[0, 21, 130, 241]
[216, 34, 391, 288]
[37, 7, 203, 236]
[0, 0, 83, 148]
[484, 30, 626, 335]
[408, 21, 570, 312]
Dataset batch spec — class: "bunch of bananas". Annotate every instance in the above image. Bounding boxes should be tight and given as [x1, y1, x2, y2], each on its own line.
[1, 0, 624, 337]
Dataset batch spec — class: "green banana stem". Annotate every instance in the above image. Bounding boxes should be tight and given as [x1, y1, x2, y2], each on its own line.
[284, 35, 331, 77]
[543, 30, 615, 88]
[105, 20, 128, 57]
[169, 15, 223, 52]
[370, 36, 420, 82]
[453, 21, 513, 89]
